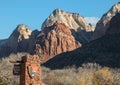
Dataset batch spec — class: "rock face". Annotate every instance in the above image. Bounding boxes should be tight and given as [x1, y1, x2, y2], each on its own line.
[0, 39, 10, 57]
[44, 13, 120, 69]
[7, 24, 32, 52]
[36, 22, 81, 61]
[0, 24, 38, 57]
[42, 9, 94, 44]
[28, 30, 40, 54]
[92, 2, 120, 40]
[106, 13, 120, 34]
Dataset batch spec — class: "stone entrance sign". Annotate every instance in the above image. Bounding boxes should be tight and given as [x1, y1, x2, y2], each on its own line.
[10, 54, 45, 85]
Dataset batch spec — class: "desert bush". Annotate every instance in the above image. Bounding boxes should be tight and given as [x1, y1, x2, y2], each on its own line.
[42, 63, 120, 85]
[93, 67, 111, 85]
[110, 69, 120, 85]
[0, 77, 7, 85]
[42, 63, 94, 85]
[76, 63, 101, 85]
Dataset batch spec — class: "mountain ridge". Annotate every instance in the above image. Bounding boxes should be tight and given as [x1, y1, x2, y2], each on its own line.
[43, 7, 120, 69]
[91, 2, 120, 40]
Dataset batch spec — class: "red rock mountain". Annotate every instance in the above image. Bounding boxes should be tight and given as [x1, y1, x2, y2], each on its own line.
[36, 22, 81, 61]
[35, 9, 94, 62]
[42, 9, 94, 44]
[91, 2, 120, 40]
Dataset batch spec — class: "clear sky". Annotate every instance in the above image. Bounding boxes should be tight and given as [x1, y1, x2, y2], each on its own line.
[0, 0, 119, 39]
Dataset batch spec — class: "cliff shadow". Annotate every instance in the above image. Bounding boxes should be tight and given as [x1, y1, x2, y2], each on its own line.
[70, 29, 93, 44]
[43, 34, 120, 70]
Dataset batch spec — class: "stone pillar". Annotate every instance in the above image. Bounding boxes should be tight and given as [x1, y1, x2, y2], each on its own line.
[19, 55, 44, 85]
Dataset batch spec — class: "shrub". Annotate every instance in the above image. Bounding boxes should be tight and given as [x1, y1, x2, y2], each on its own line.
[0, 77, 7, 85]
[42, 63, 120, 85]
[93, 67, 111, 85]
[111, 69, 120, 85]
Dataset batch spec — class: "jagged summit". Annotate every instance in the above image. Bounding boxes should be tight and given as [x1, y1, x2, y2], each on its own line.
[41, 8, 94, 32]
[5, 24, 32, 53]
[9, 24, 32, 41]
[41, 8, 94, 44]
[92, 2, 120, 40]
[100, 2, 120, 22]
[52, 8, 78, 16]
[52, 8, 64, 15]
[0, 24, 33, 57]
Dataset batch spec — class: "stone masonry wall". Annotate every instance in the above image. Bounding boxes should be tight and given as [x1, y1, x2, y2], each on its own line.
[20, 55, 44, 85]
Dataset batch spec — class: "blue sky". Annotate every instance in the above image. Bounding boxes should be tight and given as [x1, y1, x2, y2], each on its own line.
[0, 0, 119, 39]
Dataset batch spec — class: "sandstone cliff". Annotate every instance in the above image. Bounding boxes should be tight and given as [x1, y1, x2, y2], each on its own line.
[92, 2, 120, 40]
[41, 9, 94, 44]
[36, 22, 81, 61]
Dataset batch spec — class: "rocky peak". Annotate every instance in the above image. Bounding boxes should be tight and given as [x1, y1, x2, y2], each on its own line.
[9, 24, 32, 42]
[100, 2, 120, 23]
[6, 24, 32, 53]
[52, 8, 63, 15]
[17, 24, 32, 39]
[92, 2, 120, 40]
[41, 9, 94, 44]
[42, 8, 94, 31]
[36, 22, 81, 62]
[0, 24, 40, 57]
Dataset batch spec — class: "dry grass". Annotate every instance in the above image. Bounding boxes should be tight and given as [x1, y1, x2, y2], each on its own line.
[0, 53, 28, 85]
[93, 67, 111, 85]
[0, 54, 120, 85]
[42, 63, 120, 85]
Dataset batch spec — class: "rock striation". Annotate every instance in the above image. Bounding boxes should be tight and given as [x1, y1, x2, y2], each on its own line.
[92, 2, 120, 40]
[42, 9, 94, 44]
[36, 22, 81, 62]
